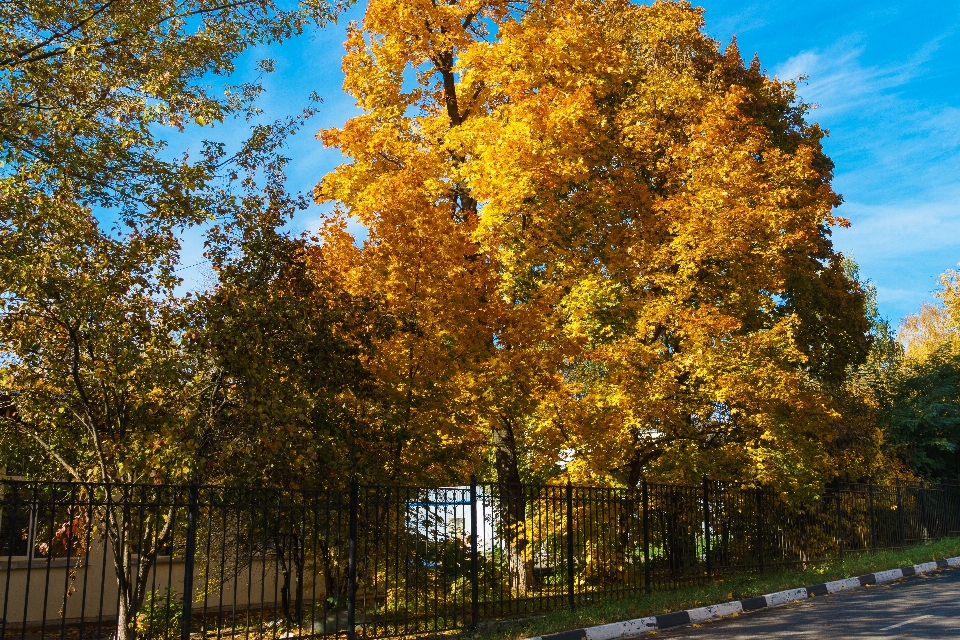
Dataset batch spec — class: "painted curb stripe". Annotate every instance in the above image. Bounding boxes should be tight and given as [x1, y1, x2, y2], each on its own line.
[687, 601, 743, 623]
[874, 569, 903, 583]
[826, 576, 861, 593]
[740, 595, 768, 611]
[584, 616, 657, 640]
[765, 588, 807, 607]
[655, 610, 690, 629]
[525, 556, 960, 640]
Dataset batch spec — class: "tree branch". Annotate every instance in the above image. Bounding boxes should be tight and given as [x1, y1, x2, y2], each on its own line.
[0, 0, 117, 68]
[3, 417, 82, 481]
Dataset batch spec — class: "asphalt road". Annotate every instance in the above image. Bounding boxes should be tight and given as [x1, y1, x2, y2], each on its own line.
[657, 568, 960, 639]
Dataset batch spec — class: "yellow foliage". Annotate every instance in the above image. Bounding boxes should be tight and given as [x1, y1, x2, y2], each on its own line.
[899, 269, 960, 361]
[316, 0, 872, 492]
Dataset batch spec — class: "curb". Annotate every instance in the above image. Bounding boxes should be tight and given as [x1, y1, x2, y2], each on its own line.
[528, 556, 960, 640]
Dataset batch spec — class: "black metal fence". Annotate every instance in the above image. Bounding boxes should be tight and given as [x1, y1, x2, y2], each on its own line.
[1, 478, 958, 640]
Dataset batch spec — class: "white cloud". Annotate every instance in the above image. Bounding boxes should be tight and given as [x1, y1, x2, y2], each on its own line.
[836, 198, 960, 259]
[770, 33, 960, 321]
[773, 35, 936, 117]
[832, 196, 960, 319]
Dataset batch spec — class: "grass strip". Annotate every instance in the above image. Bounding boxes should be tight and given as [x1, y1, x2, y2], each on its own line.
[463, 537, 960, 640]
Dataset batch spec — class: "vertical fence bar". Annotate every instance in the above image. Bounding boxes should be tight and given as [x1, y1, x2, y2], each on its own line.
[800, 508, 808, 569]
[21, 484, 37, 640]
[920, 481, 928, 540]
[868, 483, 877, 552]
[181, 484, 198, 640]
[347, 481, 359, 640]
[944, 481, 952, 536]
[836, 490, 844, 561]
[703, 477, 711, 582]
[566, 481, 574, 611]
[642, 480, 650, 594]
[470, 476, 479, 629]
[756, 488, 764, 574]
[940, 480, 948, 539]
[896, 479, 905, 548]
[1, 483, 19, 640]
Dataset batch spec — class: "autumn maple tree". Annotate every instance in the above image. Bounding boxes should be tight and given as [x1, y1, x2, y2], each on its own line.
[317, 0, 874, 512]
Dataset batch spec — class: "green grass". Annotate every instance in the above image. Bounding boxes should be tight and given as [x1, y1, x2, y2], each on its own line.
[463, 537, 960, 640]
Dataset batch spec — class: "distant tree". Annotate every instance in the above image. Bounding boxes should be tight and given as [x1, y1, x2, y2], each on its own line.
[900, 306, 959, 363]
[880, 266, 960, 480]
[883, 347, 960, 480]
[828, 259, 904, 482]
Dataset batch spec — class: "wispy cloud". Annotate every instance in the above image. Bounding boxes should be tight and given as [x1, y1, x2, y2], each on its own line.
[774, 35, 938, 117]
[836, 197, 960, 259]
[706, 3, 768, 45]
[770, 32, 960, 321]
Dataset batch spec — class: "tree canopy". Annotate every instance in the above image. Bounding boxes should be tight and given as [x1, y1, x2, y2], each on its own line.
[4, 0, 948, 495]
[0, 0, 348, 485]
[316, 0, 874, 492]
[880, 267, 960, 480]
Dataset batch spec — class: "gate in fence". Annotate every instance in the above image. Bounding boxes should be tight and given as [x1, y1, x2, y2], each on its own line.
[1, 478, 958, 640]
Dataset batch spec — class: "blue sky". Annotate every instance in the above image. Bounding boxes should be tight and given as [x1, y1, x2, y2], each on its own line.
[174, 0, 960, 326]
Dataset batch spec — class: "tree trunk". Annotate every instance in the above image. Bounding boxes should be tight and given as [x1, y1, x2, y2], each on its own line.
[116, 592, 134, 640]
[278, 529, 305, 624]
[107, 490, 175, 640]
[615, 448, 651, 578]
[493, 415, 533, 594]
[113, 538, 139, 640]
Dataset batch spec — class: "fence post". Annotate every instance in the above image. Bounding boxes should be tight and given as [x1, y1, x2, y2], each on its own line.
[642, 480, 651, 594]
[756, 488, 764, 574]
[896, 479, 905, 547]
[940, 480, 947, 539]
[0, 483, 17, 640]
[703, 476, 711, 582]
[947, 480, 958, 538]
[566, 481, 575, 611]
[868, 483, 877, 552]
[470, 475, 479, 628]
[347, 481, 359, 640]
[836, 489, 844, 561]
[181, 484, 198, 640]
[920, 481, 928, 541]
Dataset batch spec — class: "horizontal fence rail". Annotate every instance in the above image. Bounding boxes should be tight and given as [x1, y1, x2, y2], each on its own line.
[1, 478, 958, 640]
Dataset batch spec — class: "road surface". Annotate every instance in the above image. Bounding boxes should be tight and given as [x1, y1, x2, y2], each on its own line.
[657, 567, 960, 638]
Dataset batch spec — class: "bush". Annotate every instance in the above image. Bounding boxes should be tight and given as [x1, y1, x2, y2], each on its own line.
[136, 587, 183, 640]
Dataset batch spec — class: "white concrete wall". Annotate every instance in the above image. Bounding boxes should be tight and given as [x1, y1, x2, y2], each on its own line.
[0, 540, 318, 627]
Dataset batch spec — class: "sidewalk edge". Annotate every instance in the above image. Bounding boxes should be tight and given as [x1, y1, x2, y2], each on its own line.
[526, 555, 960, 640]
